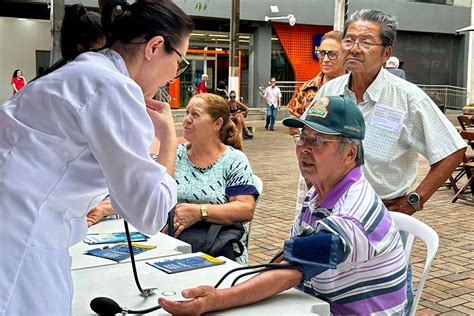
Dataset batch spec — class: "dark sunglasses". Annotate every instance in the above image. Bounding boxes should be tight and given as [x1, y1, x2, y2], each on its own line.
[230, 96, 236, 99]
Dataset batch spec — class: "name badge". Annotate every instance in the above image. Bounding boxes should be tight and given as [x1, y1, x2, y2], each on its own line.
[369, 103, 406, 133]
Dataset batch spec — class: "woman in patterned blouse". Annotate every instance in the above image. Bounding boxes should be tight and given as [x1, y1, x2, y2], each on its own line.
[287, 31, 346, 136]
[171, 93, 259, 263]
[86, 94, 258, 263]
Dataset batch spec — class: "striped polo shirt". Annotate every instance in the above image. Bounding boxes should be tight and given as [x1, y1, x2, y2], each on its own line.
[290, 167, 407, 315]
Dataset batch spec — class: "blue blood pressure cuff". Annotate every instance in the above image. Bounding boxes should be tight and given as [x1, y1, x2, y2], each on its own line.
[283, 230, 346, 280]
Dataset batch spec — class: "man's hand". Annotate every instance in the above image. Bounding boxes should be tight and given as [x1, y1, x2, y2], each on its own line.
[86, 199, 116, 227]
[158, 286, 217, 315]
[382, 196, 417, 216]
[172, 203, 201, 237]
[145, 99, 177, 141]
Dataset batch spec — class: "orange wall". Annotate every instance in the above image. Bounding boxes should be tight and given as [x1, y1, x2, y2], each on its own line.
[273, 23, 332, 82]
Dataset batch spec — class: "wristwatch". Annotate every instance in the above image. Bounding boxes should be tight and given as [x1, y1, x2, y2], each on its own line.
[407, 191, 423, 211]
[200, 204, 208, 221]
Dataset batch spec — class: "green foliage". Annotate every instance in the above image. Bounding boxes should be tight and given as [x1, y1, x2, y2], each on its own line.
[183, 0, 210, 11]
[465, 103, 474, 108]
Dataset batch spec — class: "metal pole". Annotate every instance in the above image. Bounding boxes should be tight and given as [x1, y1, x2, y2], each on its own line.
[49, 0, 64, 65]
[228, 0, 240, 96]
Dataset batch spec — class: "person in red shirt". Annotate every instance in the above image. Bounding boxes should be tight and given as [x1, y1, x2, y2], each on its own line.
[196, 73, 208, 94]
[11, 69, 27, 95]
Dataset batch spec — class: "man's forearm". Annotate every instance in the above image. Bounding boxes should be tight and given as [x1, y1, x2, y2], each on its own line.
[212, 267, 302, 312]
[417, 148, 466, 204]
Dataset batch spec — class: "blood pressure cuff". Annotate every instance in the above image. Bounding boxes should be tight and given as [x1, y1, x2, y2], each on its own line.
[283, 230, 346, 280]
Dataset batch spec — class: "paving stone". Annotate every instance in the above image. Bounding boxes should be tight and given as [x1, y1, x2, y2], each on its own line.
[438, 297, 469, 308]
[418, 301, 452, 313]
[453, 305, 474, 314]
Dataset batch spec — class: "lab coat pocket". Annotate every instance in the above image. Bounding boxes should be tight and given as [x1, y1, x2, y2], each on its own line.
[7, 246, 72, 316]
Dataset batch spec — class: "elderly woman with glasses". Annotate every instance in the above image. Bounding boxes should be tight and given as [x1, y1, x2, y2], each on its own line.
[287, 31, 346, 136]
[228, 90, 253, 139]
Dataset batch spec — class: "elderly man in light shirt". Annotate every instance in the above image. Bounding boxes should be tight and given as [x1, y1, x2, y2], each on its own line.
[303, 8, 466, 315]
[263, 77, 282, 131]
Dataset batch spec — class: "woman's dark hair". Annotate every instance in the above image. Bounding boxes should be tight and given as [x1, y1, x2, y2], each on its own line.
[31, 4, 105, 82]
[102, 0, 195, 53]
[12, 70, 21, 78]
[191, 93, 242, 151]
[61, 4, 104, 59]
[217, 80, 226, 89]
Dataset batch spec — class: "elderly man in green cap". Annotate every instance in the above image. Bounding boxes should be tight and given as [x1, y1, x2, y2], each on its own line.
[159, 96, 407, 315]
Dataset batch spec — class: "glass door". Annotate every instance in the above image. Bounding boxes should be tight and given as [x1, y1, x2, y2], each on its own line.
[178, 49, 227, 108]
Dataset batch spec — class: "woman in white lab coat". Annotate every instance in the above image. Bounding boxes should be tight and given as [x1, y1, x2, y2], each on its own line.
[0, 0, 194, 314]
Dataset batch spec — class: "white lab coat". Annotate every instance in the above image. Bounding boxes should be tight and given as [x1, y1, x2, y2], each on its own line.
[0, 49, 177, 315]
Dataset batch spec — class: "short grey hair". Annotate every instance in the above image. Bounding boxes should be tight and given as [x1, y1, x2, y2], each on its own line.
[338, 137, 364, 167]
[343, 9, 398, 47]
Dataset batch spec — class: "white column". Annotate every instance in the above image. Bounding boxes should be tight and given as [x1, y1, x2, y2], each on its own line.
[334, 0, 345, 31]
[469, 0, 474, 103]
[50, 0, 64, 65]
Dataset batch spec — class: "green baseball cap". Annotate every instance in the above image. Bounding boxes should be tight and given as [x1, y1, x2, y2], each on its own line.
[282, 95, 365, 139]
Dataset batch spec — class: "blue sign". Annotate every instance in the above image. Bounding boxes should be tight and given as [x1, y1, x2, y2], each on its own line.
[313, 34, 324, 60]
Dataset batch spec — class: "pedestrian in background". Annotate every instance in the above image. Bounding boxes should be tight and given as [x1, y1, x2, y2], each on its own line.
[11, 69, 27, 95]
[263, 77, 281, 131]
[196, 73, 208, 94]
[385, 56, 406, 79]
[215, 80, 228, 98]
[229, 90, 253, 139]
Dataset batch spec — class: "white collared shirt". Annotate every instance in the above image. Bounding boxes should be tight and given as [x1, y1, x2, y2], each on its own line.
[264, 85, 282, 107]
[311, 68, 466, 199]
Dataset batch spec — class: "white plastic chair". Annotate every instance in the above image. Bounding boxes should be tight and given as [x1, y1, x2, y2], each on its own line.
[390, 212, 439, 316]
[253, 174, 264, 197]
[244, 174, 263, 249]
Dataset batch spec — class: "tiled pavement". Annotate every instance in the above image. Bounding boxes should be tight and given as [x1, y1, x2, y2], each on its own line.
[236, 118, 474, 315]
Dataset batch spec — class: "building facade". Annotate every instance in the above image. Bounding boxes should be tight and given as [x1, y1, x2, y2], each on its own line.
[0, 0, 471, 106]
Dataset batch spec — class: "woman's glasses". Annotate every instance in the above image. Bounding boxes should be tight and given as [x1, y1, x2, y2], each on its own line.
[230, 96, 236, 99]
[315, 50, 339, 60]
[173, 48, 190, 78]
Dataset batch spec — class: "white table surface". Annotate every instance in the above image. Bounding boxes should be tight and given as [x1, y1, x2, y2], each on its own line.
[72, 252, 330, 315]
[70, 219, 192, 271]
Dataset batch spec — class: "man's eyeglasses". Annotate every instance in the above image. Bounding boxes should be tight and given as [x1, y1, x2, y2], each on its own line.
[341, 38, 385, 51]
[316, 50, 339, 60]
[173, 48, 190, 78]
[293, 134, 340, 147]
